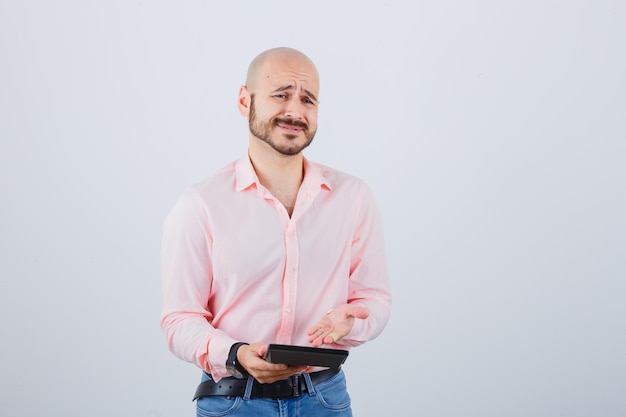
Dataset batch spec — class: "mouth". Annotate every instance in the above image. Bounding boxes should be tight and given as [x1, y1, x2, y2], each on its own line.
[277, 123, 302, 134]
[275, 118, 307, 135]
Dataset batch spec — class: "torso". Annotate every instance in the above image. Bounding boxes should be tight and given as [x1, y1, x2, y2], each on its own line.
[269, 186, 298, 217]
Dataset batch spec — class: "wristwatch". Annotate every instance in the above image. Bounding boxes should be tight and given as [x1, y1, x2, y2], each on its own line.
[225, 342, 249, 379]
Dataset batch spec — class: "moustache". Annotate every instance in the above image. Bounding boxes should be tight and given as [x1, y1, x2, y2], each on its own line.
[274, 118, 308, 130]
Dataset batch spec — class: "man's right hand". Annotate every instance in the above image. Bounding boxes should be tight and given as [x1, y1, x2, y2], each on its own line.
[237, 342, 309, 384]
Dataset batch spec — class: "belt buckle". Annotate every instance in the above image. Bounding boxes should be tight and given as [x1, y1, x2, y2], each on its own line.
[291, 374, 301, 397]
[260, 376, 301, 399]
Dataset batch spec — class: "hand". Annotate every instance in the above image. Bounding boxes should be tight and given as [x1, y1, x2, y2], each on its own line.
[307, 304, 369, 347]
[237, 342, 310, 384]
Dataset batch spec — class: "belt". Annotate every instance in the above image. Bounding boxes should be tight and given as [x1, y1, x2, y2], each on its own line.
[193, 368, 340, 400]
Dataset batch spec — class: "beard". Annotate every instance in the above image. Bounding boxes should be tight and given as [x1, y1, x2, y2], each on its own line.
[248, 95, 317, 156]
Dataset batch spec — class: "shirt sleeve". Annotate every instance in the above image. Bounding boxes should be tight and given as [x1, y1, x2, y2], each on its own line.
[159, 188, 236, 378]
[342, 181, 392, 346]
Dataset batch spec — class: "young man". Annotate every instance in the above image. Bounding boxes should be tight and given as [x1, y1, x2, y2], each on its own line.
[161, 47, 391, 416]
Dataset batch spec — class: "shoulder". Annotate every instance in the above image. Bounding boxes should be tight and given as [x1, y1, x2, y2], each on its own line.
[308, 160, 372, 196]
[166, 160, 239, 218]
[189, 161, 237, 193]
[190, 160, 238, 196]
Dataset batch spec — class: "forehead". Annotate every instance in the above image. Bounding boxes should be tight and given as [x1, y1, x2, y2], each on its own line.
[256, 55, 319, 94]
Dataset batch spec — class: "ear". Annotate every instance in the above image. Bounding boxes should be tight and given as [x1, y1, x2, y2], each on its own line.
[238, 85, 251, 117]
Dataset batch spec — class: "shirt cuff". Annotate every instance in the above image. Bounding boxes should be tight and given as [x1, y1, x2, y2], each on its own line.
[206, 336, 238, 381]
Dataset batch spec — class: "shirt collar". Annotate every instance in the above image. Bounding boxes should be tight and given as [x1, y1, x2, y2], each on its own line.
[235, 155, 258, 192]
[234, 154, 332, 193]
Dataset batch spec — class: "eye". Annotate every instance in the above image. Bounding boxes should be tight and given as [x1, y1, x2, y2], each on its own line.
[274, 94, 288, 100]
[302, 97, 315, 105]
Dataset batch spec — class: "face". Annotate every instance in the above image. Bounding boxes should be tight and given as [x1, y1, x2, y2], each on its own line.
[243, 54, 319, 156]
[248, 94, 317, 156]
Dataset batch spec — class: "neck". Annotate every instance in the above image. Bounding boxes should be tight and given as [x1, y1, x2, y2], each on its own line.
[249, 140, 304, 181]
[248, 139, 305, 216]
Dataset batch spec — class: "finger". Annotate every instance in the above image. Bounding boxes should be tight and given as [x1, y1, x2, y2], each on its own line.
[254, 366, 307, 384]
[309, 334, 324, 347]
[253, 358, 288, 372]
[322, 331, 340, 345]
[257, 344, 269, 358]
[308, 326, 328, 337]
[253, 369, 293, 383]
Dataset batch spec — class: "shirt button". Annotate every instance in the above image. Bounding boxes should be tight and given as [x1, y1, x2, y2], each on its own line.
[286, 308, 292, 313]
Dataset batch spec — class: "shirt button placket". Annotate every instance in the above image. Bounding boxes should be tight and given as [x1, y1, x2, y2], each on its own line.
[281, 223, 299, 340]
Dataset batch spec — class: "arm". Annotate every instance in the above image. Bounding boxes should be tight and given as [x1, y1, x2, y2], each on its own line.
[159, 189, 235, 377]
[308, 182, 392, 346]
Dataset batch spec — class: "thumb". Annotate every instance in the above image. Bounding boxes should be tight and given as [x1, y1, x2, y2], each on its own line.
[346, 305, 370, 320]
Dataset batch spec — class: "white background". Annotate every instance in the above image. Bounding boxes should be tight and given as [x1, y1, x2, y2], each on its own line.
[1, 1, 625, 416]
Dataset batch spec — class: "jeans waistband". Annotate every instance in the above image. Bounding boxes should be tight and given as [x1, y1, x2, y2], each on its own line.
[193, 368, 340, 400]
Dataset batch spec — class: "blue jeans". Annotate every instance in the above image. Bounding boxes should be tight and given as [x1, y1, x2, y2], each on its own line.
[196, 370, 353, 417]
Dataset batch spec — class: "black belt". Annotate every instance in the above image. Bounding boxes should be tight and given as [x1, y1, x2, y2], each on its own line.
[193, 368, 340, 400]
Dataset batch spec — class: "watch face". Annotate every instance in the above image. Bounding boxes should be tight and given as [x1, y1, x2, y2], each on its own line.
[226, 342, 248, 379]
[226, 363, 245, 379]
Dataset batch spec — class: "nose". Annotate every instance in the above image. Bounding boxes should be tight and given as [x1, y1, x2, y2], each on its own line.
[283, 96, 304, 120]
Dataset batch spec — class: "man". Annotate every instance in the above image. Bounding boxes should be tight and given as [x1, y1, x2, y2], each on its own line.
[161, 47, 391, 416]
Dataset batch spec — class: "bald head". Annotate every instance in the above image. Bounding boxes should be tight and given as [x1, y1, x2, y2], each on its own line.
[238, 47, 320, 157]
[245, 47, 319, 93]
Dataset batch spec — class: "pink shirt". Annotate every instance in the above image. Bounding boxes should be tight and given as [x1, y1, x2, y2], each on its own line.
[160, 155, 391, 381]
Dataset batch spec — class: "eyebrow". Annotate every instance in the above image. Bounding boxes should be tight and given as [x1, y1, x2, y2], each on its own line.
[271, 85, 318, 103]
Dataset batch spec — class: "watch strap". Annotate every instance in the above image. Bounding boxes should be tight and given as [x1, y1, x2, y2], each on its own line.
[227, 342, 249, 376]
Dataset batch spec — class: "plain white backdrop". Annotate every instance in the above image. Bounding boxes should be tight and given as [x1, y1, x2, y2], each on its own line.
[1, 1, 625, 416]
